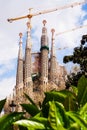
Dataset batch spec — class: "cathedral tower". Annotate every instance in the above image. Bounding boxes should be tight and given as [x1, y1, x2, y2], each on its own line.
[50, 29, 58, 83]
[16, 33, 24, 111]
[24, 22, 32, 87]
[23, 22, 33, 99]
[40, 20, 49, 85]
[16, 33, 23, 88]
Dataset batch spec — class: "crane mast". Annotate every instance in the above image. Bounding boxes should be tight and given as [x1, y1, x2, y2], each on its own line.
[7, 1, 85, 23]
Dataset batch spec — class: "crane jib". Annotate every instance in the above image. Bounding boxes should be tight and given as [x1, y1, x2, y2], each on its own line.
[7, 1, 85, 22]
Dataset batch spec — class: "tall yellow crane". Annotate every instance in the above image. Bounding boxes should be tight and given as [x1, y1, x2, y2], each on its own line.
[7, 1, 85, 23]
[7, 1, 86, 54]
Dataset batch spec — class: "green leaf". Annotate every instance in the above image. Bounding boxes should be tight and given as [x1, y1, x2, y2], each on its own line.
[48, 101, 69, 130]
[0, 98, 6, 113]
[24, 93, 37, 107]
[42, 90, 76, 116]
[71, 86, 78, 96]
[77, 76, 87, 106]
[43, 90, 75, 106]
[0, 112, 24, 130]
[56, 125, 67, 130]
[21, 104, 40, 116]
[31, 117, 47, 123]
[79, 103, 87, 115]
[14, 119, 46, 130]
[64, 95, 78, 111]
[79, 103, 87, 122]
[66, 111, 87, 129]
[33, 112, 41, 118]
[30, 117, 51, 129]
[31, 117, 49, 128]
[68, 123, 80, 130]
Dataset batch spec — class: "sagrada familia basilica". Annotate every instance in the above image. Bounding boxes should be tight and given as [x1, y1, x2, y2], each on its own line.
[4, 20, 67, 112]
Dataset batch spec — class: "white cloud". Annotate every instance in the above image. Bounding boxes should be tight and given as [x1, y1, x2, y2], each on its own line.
[0, 60, 16, 77]
[0, 77, 15, 100]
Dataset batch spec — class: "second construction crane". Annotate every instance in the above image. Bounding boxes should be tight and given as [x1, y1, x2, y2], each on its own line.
[56, 24, 87, 36]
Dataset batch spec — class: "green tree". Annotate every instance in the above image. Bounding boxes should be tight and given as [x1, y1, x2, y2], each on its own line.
[63, 34, 87, 87]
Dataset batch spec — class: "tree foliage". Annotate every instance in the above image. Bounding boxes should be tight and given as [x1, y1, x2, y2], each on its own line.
[63, 34, 87, 87]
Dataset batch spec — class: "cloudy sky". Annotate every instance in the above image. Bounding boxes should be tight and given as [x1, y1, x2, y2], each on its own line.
[0, 0, 87, 100]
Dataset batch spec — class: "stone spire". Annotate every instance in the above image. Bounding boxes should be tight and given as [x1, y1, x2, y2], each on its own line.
[40, 20, 49, 85]
[51, 29, 56, 57]
[24, 22, 32, 87]
[50, 29, 58, 83]
[16, 33, 23, 87]
[16, 33, 24, 112]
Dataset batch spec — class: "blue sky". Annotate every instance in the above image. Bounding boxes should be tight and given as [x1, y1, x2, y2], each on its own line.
[0, 0, 87, 100]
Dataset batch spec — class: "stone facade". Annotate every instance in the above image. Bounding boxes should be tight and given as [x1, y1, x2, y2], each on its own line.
[4, 20, 67, 113]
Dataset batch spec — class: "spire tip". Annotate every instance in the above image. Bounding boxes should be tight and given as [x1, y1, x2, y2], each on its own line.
[51, 28, 55, 37]
[19, 33, 23, 38]
[27, 22, 31, 28]
[51, 28, 55, 33]
[19, 33, 23, 44]
[43, 20, 47, 26]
